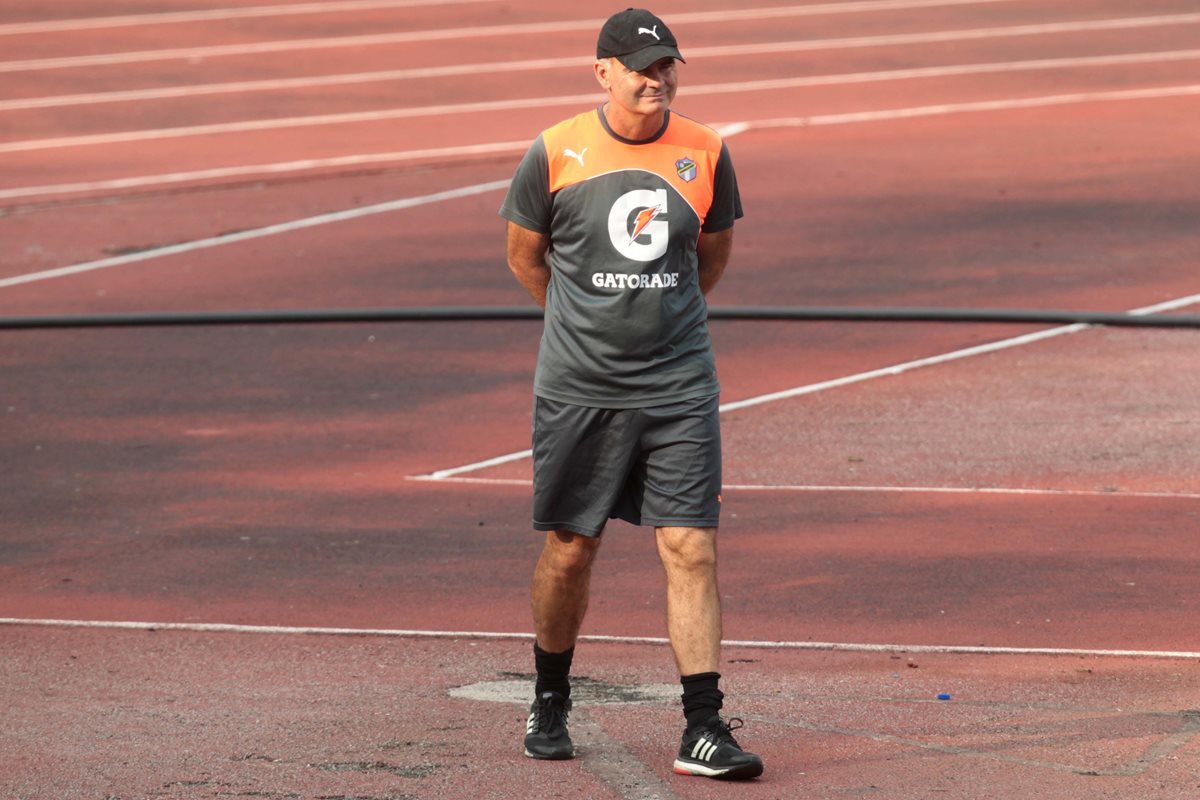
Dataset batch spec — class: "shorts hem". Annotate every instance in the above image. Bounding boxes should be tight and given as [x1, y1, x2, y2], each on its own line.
[533, 521, 604, 538]
[641, 517, 720, 529]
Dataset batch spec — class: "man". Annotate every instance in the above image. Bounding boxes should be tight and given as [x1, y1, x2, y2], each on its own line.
[499, 7, 762, 780]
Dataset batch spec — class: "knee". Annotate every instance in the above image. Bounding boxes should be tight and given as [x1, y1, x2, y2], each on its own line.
[657, 527, 717, 573]
[542, 530, 601, 578]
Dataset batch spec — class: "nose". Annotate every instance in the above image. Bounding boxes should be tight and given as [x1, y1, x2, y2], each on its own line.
[641, 61, 673, 84]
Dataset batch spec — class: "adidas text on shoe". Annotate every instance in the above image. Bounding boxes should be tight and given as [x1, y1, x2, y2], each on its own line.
[673, 716, 763, 780]
[524, 691, 574, 760]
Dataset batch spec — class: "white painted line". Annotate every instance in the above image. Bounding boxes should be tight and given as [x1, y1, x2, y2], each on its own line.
[681, 13, 1200, 61]
[718, 324, 1092, 412]
[714, 122, 752, 138]
[693, 49, 1200, 97]
[6, 50, 1200, 156]
[0, 0, 495, 36]
[0, 92, 604, 153]
[0, 179, 510, 290]
[1128, 293, 1200, 315]
[2, 617, 1198, 659]
[415, 449, 534, 481]
[739, 84, 1200, 131]
[1, 84, 1193, 298]
[7, 11, 1197, 110]
[413, 292, 1200, 479]
[0, 0, 1039, 73]
[407, 476, 1200, 500]
[5, 79, 1198, 204]
[410, 475, 532, 485]
[725, 484, 1200, 500]
[0, 141, 530, 202]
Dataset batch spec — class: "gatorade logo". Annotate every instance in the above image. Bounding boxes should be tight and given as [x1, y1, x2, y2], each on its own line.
[607, 188, 668, 262]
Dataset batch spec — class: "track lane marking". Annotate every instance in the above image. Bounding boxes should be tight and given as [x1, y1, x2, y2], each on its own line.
[0, 0, 496, 36]
[6, 16, 1199, 110]
[0, 180, 511, 289]
[0, 141, 531, 203]
[5, 0, 1116, 73]
[3, 53, 1200, 155]
[3, 87, 1197, 285]
[3, 617, 1199, 659]
[407, 477, 1200, 500]
[412, 292, 1200, 480]
[5, 80, 1199, 203]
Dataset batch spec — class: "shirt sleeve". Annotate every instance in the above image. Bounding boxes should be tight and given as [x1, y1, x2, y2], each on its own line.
[498, 135, 552, 234]
[701, 141, 743, 233]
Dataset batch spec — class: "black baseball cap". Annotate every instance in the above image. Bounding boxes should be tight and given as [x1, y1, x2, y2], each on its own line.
[596, 8, 685, 72]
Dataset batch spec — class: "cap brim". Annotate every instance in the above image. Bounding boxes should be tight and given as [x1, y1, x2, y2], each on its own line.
[616, 44, 685, 72]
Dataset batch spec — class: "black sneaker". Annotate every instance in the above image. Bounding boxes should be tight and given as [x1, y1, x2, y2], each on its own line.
[673, 716, 763, 779]
[524, 691, 574, 760]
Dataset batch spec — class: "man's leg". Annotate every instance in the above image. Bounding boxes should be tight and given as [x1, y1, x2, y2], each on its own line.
[655, 526, 721, 675]
[658, 525, 763, 780]
[524, 529, 602, 760]
[532, 529, 602, 652]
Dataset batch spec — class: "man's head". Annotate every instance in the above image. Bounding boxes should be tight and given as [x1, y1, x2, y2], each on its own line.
[595, 8, 682, 130]
[595, 8, 684, 72]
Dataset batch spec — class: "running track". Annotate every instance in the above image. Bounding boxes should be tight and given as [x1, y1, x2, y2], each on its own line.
[2, 1, 1199, 797]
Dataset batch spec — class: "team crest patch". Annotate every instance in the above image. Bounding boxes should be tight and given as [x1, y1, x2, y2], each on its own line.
[675, 157, 697, 182]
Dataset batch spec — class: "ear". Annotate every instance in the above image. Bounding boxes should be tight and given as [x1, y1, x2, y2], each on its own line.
[594, 58, 613, 90]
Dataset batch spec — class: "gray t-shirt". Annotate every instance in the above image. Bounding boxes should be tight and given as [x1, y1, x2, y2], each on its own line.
[500, 108, 743, 408]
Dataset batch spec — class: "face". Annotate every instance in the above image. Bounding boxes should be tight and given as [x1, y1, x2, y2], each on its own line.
[596, 56, 678, 119]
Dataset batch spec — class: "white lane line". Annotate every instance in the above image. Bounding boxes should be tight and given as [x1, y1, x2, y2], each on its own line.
[0, 179, 510, 290]
[3, 617, 1198, 659]
[716, 325, 1091, 413]
[4, 79, 1198, 204]
[0, 0, 496, 36]
[0, 0, 1034, 73]
[413, 449, 535, 480]
[0, 91, 1192, 291]
[6, 51, 1200, 156]
[7, 12, 1198, 110]
[0, 141, 531, 202]
[725, 484, 1200, 500]
[1127, 293, 1200, 315]
[412, 293, 1200, 480]
[408, 477, 1200, 500]
[739, 84, 1200, 131]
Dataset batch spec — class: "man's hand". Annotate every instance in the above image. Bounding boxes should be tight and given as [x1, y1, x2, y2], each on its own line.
[506, 221, 552, 308]
[696, 227, 734, 296]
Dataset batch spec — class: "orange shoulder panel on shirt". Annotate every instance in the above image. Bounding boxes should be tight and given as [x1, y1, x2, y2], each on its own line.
[542, 111, 724, 224]
[542, 112, 601, 192]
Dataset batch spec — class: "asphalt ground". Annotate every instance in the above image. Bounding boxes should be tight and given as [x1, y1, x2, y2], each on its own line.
[2, 1, 1199, 798]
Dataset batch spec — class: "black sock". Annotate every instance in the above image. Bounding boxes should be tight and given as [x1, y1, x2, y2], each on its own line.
[534, 642, 574, 699]
[680, 671, 724, 729]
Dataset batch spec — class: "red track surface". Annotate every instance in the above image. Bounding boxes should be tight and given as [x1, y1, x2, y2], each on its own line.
[2, 1, 1199, 797]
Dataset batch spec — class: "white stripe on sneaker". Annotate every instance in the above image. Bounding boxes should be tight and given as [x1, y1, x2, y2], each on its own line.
[689, 737, 719, 762]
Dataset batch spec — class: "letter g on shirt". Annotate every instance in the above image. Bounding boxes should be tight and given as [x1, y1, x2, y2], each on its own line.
[608, 189, 669, 262]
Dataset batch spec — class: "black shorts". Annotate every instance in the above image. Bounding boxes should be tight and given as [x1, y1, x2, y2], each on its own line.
[531, 394, 721, 537]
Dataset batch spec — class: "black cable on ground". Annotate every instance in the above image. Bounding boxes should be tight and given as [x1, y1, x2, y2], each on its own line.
[1, 306, 1199, 330]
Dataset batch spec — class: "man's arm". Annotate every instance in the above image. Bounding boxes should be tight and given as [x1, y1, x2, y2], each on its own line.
[506, 220, 552, 308]
[696, 226, 734, 296]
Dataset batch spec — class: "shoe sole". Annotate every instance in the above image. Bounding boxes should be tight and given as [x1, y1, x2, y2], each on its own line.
[673, 758, 763, 780]
[524, 748, 575, 760]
